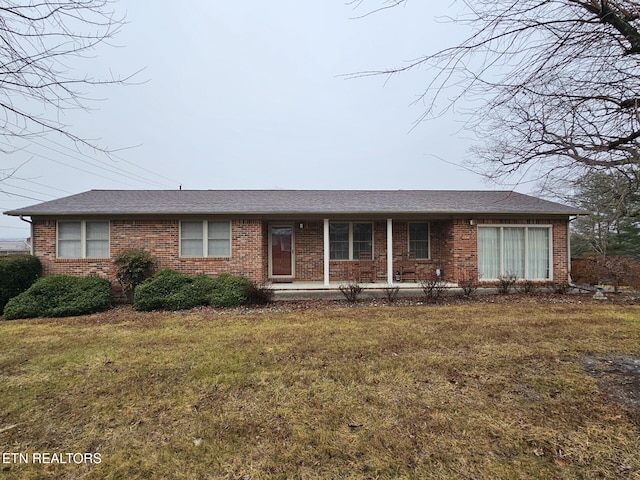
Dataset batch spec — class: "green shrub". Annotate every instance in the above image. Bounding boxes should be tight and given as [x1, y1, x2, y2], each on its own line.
[209, 273, 254, 307]
[134, 270, 263, 311]
[3, 275, 112, 320]
[133, 269, 215, 311]
[114, 249, 157, 302]
[0, 255, 42, 311]
[170, 275, 216, 310]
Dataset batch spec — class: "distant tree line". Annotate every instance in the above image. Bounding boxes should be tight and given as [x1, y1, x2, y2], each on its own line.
[571, 170, 640, 259]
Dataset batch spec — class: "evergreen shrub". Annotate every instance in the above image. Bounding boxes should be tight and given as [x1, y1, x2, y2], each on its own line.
[3, 275, 112, 320]
[0, 255, 42, 311]
[134, 269, 215, 311]
[209, 273, 253, 308]
[134, 270, 262, 311]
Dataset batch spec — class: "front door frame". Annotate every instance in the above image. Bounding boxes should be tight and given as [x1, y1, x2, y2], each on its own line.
[268, 223, 295, 281]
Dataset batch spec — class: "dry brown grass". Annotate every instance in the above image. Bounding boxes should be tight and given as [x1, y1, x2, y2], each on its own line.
[1, 300, 639, 479]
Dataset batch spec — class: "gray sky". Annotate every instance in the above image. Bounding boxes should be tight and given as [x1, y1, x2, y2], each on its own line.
[1, 1, 491, 238]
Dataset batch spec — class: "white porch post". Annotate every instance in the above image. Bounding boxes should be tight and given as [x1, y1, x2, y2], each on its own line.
[387, 218, 393, 284]
[323, 218, 330, 286]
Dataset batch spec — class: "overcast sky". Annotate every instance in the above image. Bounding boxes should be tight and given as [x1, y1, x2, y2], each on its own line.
[1, 1, 496, 238]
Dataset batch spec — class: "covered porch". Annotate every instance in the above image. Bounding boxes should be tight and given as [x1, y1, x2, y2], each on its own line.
[265, 217, 468, 286]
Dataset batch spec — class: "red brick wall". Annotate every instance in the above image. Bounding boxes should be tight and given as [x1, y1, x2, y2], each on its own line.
[328, 221, 391, 281]
[31, 216, 570, 286]
[449, 219, 478, 282]
[32, 218, 265, 283]
[392, 220, 449, 281]
[292, 221, 324, 281]
[325, 221, 456, 282]
[552, 220, 570, 282]
[322, 219, 568, 283]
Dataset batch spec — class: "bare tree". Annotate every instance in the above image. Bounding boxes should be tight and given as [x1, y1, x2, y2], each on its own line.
[0, 1, 129, 155]
[351, 1, 640, 187]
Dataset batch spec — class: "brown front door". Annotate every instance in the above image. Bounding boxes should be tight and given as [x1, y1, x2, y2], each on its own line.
[270, 225, 293, 278]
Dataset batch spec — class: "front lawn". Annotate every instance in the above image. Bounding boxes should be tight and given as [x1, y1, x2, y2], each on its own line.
[1, 300, 639, 479]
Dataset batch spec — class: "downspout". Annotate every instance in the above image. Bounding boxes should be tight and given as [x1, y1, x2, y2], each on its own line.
[567, 215, 577, 284]
[18, 216, 33, 255]
[387, 219, 393, 284]
[323, 219, 330, 286]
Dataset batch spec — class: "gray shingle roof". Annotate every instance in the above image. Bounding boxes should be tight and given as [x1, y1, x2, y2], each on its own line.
[3, 189, 584, 216]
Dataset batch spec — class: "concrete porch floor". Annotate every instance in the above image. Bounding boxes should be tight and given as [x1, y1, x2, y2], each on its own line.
[269, 281, 452, 301]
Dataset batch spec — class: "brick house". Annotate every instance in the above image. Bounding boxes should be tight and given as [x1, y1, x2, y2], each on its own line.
[4, 190, 582, 287]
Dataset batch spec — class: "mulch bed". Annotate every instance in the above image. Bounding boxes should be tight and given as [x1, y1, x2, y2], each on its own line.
[264, 290, 637, 310]
[175, 290, 639, 316]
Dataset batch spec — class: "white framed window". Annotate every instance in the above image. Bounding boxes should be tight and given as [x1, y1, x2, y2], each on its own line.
[180, 221, 231, 257]
[478, 225, 552, 280]
[57, 221, 110, 259]
[329, 222, 373, 260]
[408, 222, 430, 259]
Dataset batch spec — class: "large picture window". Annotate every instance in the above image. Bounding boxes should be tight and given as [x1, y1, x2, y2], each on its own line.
[478, 226, 551, 280]
[57, 221, 109, 258]
[180, 221, 231, 257]
[329, 222, 372, 260]
[408, 222, 430, 259]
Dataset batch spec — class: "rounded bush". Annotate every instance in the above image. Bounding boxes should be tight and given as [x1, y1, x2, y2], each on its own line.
[0, 255, 42, 311]
[133, 270, 257, 311]
[133, 270, 215, 311]
[3, 275, 112, 320]
[209, 273, 253, 308]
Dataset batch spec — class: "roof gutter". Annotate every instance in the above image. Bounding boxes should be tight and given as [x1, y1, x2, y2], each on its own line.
[4, 210, 585, 217]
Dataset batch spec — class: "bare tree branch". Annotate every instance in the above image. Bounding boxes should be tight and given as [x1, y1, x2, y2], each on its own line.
[0, 0, 130, 157]
[351, 0, 640, 187]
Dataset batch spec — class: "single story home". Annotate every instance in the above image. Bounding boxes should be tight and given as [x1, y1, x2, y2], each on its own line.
[4, 189, 583, 287]
[0, 239, 31, 256]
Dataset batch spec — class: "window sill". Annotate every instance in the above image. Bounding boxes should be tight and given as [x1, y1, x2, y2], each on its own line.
[55, 257, 111, 261]
[178, 257, 232, 260]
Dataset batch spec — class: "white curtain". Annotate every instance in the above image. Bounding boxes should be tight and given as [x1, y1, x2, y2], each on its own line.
[528, 228, 549, 279]
[181, 221, 203, 257]
[208, 221, 231, 257]
[478, 227, 500, 279]
[58, 222, 81, 258]
[503, 228, 525, 278]
[86, 221, 109, 258]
